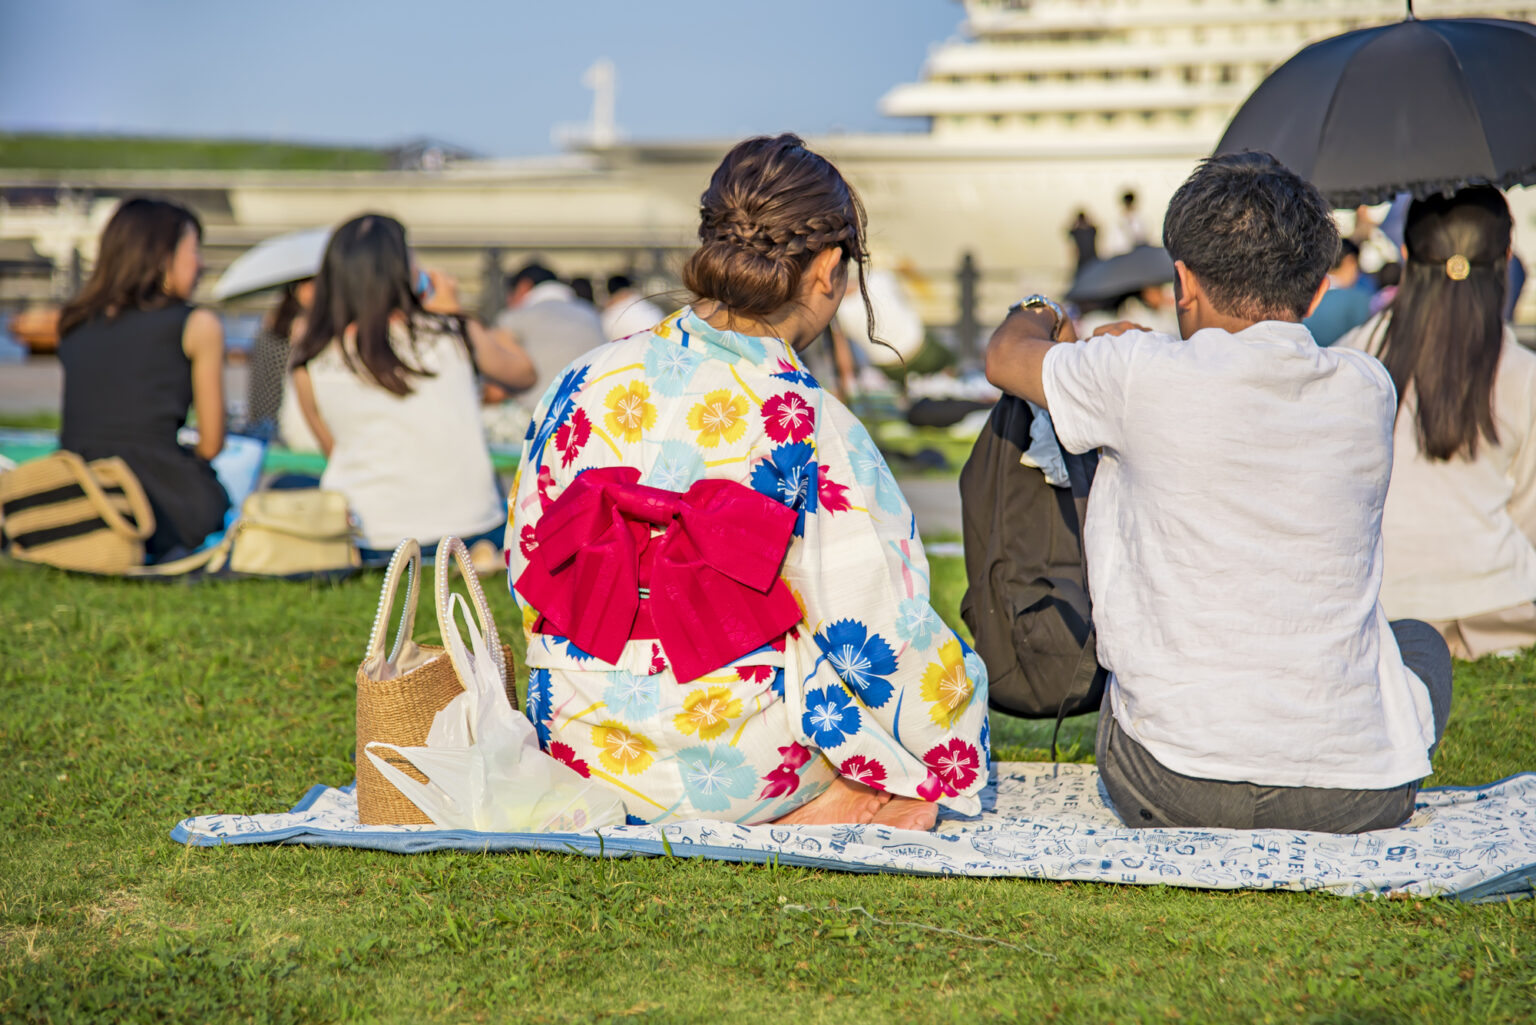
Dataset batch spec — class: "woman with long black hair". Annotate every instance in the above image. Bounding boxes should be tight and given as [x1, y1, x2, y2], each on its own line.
[58, 197, 229, 560]
[288, 213, 534, 560]
[1341, 187, 1536, 658]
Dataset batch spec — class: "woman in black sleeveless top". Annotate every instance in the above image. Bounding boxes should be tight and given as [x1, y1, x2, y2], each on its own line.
[58, 198, 229, 559]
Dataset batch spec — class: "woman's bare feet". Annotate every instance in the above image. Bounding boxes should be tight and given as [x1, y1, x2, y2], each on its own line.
[772, 777, 889, 826]
[869, 796, 939, 832]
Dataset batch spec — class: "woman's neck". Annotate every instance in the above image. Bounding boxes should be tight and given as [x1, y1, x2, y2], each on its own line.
[696, 301, 821, 352]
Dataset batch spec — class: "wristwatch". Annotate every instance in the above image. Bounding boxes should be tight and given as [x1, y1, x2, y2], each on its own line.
[1009, 294, 1067, 336]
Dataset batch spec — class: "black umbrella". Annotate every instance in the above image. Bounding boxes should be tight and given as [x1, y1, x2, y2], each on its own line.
[1066, 245, 1176, 305]
[1215, 15, 1536, 206]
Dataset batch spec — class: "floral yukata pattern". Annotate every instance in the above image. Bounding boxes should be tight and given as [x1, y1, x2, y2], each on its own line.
[507, 308, 989, 824]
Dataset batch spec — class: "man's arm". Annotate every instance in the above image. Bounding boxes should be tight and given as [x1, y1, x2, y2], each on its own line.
[983, 306, 1070, 409]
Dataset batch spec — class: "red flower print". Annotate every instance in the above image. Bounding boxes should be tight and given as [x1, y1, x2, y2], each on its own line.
[554, 408, 592, 468]
[549, 741, 591, 778]
[758, 743, 814, 799]
[817, 465, 851, 514]
[735, 664, 773, 684]
[648, 644, 667, 676]
[537, 467, 557, 509]
[839, 754, 887, 791]
[916, 770, 947, 802]
[518, 524, 539, 558]
[762, 392, 815, 443]
[923, 738, 981, 794]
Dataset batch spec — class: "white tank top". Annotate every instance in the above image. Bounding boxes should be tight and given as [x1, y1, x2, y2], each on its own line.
[308, 319, 503, 549]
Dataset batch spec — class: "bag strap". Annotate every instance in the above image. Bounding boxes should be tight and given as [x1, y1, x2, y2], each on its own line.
[364, 539, 423, 665]
[1050, 446, 1102, 761]
[434, 537, 504, 685]
[54, 452, 156, 541]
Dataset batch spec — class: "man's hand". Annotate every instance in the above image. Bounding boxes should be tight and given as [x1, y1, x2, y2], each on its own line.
[983, 302, 1071, 409]
[1090, 320, 1152, 338]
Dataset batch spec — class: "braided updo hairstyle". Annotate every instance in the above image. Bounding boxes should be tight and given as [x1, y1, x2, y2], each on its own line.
[683, 134, 876, 341]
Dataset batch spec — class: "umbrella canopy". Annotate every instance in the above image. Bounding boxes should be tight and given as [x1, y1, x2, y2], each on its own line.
[1066, 245, 1176, 305]
[1215, 17, 1536, 206]
[211, 227, 330, 301]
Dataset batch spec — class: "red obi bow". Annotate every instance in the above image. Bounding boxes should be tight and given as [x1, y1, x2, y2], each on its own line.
[515, 466, 802, 683]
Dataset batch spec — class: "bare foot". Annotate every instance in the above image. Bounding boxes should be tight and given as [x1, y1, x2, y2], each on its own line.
[869, 796, 938, 832]
[772, 777, 889, 826]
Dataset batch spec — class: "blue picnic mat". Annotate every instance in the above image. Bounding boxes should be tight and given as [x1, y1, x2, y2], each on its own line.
[171, 762, 1536, 902]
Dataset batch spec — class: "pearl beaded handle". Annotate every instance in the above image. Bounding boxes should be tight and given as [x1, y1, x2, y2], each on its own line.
[433, 536, 504, 680]
[363, 538, 422, 665]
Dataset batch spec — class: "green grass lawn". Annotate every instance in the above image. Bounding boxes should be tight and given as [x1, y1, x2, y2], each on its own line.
[3, 557, 1535, 1024]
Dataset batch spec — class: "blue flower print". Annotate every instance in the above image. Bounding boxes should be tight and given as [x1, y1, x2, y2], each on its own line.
[603, 670, 660, 721]
[529, 365, 590, 472]
[815, 619, 898, 709]
[526, 668, 554, 746]
[846, 423, 908, 517]
[802, 685, 861, 748]
[646, 440, 706, 493]
[675, 744, 757, 813]
[893, 598, 942, 649]
[749, 442, 818, 536]
[643, 337, 703, 397]
[979, 712, 992, 768]
[771, 668, 785, 701]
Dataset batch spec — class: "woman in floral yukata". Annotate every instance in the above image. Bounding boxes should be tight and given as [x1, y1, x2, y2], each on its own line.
[507, 134, 989, 831]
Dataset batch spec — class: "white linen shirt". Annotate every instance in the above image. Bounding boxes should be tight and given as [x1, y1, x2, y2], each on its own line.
[1041, 321, 1435, 789]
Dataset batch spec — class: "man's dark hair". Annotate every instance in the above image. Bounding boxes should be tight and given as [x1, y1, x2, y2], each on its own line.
[505, 261, 557, 293]
[1162, 152, 1340, 321]
[606, 273, 633, 295]
[1121, 191, 1136, 208]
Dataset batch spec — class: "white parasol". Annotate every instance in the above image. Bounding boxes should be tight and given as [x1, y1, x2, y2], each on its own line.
[211, 227, 330, 301]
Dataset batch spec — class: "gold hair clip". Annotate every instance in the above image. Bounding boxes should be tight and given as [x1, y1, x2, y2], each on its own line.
[1446, 254, 1471, 281]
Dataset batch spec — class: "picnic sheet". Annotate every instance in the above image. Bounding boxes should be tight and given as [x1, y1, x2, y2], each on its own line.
[171, 762, 1536, 902]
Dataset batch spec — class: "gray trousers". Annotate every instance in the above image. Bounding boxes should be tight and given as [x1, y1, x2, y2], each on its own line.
[1096, 620, 1453, 833]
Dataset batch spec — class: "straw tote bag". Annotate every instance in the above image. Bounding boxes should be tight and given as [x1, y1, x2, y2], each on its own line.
[354, 537, 518, 825]
[0, 450, 156, 574]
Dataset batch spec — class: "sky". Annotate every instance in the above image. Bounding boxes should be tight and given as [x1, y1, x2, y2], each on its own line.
[0, 0, 963, 157]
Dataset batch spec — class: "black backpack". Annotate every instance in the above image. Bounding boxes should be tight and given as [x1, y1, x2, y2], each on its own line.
[959, 394, 1106, 751]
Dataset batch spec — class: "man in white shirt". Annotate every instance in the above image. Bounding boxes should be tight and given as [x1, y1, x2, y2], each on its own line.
[601, 274, 667, 342]
[983, 152, 1452, 833]
[495, 263, 607, 394]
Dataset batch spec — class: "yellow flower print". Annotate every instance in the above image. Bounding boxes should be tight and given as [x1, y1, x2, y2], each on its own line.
[603, 380, 657, 444]
[673, 686, 743, 741]
[592, 719, 656, 775]
[687, 389, 750, 448]
[920, 638, 974, 728]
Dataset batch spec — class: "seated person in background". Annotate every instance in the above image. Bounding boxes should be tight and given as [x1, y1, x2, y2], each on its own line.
[1304, 238, 1374, 346]
[508, 134, 988, 832]
[288, 213, 535, 561]
[984, 152, 1450, 833]
[1340, 187, 1536, 660]
[58, 198, 229, 560]
[601, 274, 666, 341]
[494, 262, 607, 396]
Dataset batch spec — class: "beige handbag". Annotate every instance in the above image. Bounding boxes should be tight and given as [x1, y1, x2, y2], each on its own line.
[209, 489, 359, 577]
[0, 451, 155, 574]
[354, 538, 518, 825]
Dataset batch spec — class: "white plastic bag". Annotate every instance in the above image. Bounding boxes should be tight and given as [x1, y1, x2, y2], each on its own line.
[364, 540, 626, 833]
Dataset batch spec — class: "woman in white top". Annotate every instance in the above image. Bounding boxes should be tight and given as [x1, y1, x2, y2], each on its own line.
[289, 214, 535, 560]
[1339, 187, 1536, 658]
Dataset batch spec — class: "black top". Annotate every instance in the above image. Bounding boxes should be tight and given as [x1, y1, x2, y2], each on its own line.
[59, 303, 229, 557]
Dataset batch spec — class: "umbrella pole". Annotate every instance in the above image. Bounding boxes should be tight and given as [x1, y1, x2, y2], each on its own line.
[1405, 0, 1415, 19]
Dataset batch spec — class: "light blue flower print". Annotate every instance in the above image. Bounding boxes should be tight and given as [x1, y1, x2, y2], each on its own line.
[675, 744, 757, 812]
[893, 598, 943, 649]
[963, 649, 989, 695]
[700, 327, 767, 366]
[603, 670, 660, 721]
[643, 337, 703, 397]
[646, 440, 706, 492]
[846, 423, 907, 516]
